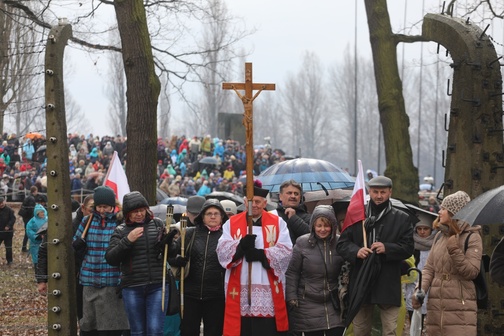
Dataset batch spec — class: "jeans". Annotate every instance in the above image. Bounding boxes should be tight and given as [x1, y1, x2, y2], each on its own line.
[122, 283, 168, 336]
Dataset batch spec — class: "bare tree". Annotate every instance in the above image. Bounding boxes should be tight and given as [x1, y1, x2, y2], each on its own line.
[158, 72, 171, 139]
[196, 0, 248, 136]
[65, 91, 91, 135]
[106, 30, 127, 137]
[113, 0, 159, 203]
[0, 4, 44, 136]
[364, 0, 422, 203]
[328, 48, 381, 172]
[281, 52, 334, 160]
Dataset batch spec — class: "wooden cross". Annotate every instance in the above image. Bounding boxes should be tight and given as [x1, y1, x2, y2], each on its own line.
[222, 62, 275, 305]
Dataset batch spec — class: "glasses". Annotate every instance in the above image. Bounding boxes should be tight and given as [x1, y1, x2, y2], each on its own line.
[205, 212, 221, 217]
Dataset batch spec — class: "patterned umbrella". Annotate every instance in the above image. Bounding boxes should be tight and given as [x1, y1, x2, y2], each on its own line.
[257, 158, 354, 193]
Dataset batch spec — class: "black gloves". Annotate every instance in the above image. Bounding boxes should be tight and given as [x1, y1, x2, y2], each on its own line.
[156, 230, 178, 250]
[239, 234, 257, 250]
[72, 237, 87, 252]
[169, 255, 188, 267]
[232, 234, 256, 262]
[246, 248, 271, 269]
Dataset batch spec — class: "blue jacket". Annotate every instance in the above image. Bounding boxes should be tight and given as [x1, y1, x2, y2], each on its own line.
[26, 204, 48, 264]
[73, 212, 122, 288]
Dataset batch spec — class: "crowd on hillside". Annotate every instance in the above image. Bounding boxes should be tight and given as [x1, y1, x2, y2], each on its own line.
[0, 132, 292, 202]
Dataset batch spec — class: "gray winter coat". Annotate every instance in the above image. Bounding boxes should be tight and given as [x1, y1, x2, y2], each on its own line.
[285, 205, 344, 332]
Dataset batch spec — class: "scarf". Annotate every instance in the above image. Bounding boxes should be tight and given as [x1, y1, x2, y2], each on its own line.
[204, 224, 221, 232]
[413, 232, 435, 251]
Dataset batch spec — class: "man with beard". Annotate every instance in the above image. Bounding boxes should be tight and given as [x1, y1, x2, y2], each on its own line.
[336, 176, 414, 336]
[274, 180, 310, 245]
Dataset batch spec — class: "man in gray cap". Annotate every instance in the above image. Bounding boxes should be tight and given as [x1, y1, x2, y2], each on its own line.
[336, 175, 414, 336]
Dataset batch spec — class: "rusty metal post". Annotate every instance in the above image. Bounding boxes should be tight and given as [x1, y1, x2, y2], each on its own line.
[45, 22, 76, 335]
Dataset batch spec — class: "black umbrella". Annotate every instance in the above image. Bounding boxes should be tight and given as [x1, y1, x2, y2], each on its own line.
[36, 145, 46, 152]
[453, 185, 504, 225]
[343, 224, 384, 328]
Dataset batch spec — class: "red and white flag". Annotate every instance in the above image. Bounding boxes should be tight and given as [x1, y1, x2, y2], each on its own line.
[103, 151, 130, 205]
[341, 160, 367, 233]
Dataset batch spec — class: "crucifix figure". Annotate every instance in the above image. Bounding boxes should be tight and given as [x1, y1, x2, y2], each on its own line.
[222, 62, 275, 304]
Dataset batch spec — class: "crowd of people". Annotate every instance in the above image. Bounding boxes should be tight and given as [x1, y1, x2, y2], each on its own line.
[1, 131, 504, 336]
[0, 132, 291, 206]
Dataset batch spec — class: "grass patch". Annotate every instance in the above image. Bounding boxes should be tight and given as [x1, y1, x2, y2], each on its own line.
[0, 204, 48, 335]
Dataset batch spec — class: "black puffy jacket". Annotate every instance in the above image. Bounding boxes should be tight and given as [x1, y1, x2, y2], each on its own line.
[105, 214, 166, 288]
[169, 225, 225, 300]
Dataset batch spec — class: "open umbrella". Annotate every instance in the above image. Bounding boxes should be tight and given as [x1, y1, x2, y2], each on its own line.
[36, 145, 47, 152]
[156, 188, 168, 203]
[205, 191, 244, 205]
[160, 196, 187, 206]
[303, 189, 352, 213]
[199, 156, 219, 165]
[25, 132, 44, 140]
[453, 185, 504, 225]
[257, 158, 354, 193]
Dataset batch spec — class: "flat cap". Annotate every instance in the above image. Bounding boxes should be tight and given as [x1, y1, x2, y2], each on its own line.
[368, 176, 392, 188]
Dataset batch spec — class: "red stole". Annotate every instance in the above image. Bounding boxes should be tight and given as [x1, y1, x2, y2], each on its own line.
[223, 211, 289, 336]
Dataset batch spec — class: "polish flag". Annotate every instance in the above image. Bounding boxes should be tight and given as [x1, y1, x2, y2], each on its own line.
[103, 151, 130, 205]
[341, 160, 367, 233]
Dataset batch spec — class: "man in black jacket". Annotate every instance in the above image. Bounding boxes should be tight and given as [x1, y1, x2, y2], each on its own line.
[275, 180, 310, 245]
[336, 176, 414, 336]
[20, 186, 38, 252]
[0, 197, 16, 265]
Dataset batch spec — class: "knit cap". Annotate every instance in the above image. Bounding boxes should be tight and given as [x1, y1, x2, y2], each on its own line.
[93, 186, 116, 207]
[440, 190, 471, 215]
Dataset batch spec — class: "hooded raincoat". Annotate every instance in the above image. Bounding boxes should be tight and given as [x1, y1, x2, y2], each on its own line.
[285, 205, 345, 333]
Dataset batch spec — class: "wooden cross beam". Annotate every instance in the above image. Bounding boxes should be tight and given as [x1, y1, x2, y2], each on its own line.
[222, 62, 275, 305]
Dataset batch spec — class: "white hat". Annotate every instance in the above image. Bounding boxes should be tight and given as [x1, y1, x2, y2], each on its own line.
[220, 200, 237, 215]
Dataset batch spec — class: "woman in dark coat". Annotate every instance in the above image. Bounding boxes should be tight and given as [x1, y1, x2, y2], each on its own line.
[285, 205, 345, 336]
[106, 191, 168, 336]
[167, 199, 228, 336]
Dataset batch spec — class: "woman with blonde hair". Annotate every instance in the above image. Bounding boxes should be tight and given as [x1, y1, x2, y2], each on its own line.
[413, 191, 482, 335]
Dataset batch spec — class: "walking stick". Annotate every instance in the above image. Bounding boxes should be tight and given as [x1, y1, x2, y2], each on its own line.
[180, 214, 188, 319]
[162, 205, 174, 312]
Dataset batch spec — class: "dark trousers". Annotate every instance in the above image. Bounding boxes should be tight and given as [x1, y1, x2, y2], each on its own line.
[180, 296, 224, 336]
[304, 327, 345, 336]
[240, 317, 289, 336]
[22, 217, 29, 249]
[0, 231, 13, 262]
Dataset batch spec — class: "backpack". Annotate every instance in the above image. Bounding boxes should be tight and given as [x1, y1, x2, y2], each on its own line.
[464, 232, 488, 309]
[433, 232, 488, 309]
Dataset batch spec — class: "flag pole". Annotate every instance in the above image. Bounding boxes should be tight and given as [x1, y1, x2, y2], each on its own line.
[362, 221, 367, 249]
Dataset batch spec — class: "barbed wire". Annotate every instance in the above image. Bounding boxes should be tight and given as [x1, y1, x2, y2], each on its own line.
[3, 105, 45, 116]
[2, 71, 45, 78]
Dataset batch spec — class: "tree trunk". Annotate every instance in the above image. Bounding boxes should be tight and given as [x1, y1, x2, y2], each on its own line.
[114, 0, 160, 204]
[364, 0, 418, 203]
